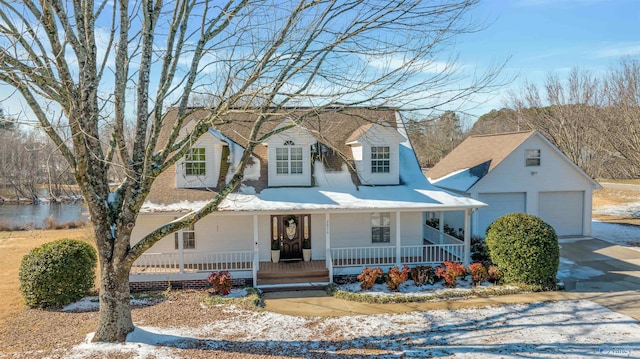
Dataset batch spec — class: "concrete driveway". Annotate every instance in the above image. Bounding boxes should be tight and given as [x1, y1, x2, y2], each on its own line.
[559, 236, 640, 320]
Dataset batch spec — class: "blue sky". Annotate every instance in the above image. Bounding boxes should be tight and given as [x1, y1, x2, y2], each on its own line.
[455, 0, 640, 118]
[1, 0, 638, 124]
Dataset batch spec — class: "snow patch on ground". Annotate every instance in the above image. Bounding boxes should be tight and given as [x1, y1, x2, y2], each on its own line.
[592, 221, 640, 248]
[62, 295, 163, 312]
[225, 288, 248, 298]
[594, 201, 640, 218]
[69, 300, 640, 358]
[338, 279, 512, 298]
[557, 257, 604, 280]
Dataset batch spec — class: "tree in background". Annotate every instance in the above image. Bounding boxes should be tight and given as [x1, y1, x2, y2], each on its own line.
[407, 110, 467, 167]
[0, 108, 75, 200]
[0, 0, 503, 341]
[598, 59, 640, 178]
[471, 58, 639, 179]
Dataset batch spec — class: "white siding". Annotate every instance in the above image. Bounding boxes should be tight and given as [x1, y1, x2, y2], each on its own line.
[351, 125, 401, 185]
[175, 121, 225, 188]
[351, 144, 363, 161]
[311, 214, 327, 260]
[472, 135, 596, 194]
[327, 211, 421, 248]
[130, 215, 175, 249]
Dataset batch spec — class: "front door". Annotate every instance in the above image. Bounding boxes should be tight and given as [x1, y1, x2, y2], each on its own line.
[272, 214, 310, 260]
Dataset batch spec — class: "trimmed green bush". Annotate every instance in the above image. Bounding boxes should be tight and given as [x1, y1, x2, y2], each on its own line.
[485, 213, 559, 289]
[19, 238, 97, 308]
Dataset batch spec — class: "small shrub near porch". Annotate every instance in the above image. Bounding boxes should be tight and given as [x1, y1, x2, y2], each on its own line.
[357, 267, 383, 290]
[19, 238, 97, 308]
[207, 271, 233, 296]
[435, 261, 466, 288]
[485, 213, 559, 290]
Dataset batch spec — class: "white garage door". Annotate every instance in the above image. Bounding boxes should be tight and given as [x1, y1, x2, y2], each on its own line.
[538, 191, 584, 236]
[477, 192, 526, 236]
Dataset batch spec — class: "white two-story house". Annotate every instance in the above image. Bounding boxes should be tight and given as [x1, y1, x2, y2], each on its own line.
[129, 107, 486, 290]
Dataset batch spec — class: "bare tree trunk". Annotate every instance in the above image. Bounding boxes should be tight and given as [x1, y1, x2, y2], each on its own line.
[94, 259, 134, 342]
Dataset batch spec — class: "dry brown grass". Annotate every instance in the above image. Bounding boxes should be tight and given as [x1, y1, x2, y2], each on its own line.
[592, 181, 640, 226]
[0, 228, 95, 324]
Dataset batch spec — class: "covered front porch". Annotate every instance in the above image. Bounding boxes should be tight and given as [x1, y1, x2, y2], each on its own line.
[130, 209, 473, 289]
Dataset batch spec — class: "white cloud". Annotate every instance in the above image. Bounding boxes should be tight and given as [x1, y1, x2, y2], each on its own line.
[365, 54, 461, 75]
[595, 42, 640, 58]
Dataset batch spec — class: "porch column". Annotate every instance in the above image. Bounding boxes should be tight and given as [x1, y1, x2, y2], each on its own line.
[253, 214, 259, 286]
[438, 211, 444, 244]
[325, 213, 332, 282]
[178, 230, 184, 274]
[464, 209, 471, 266]
[395, 211, 402, 267]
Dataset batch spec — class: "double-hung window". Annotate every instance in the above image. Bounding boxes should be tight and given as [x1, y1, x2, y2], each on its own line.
[175, 223, 196, 249]
[525, 149, 541, 166]
[371, 212, 391, 243]
[276, 141, 303, 175]
[185, 148, 206, 175]
[371, 146, 390, 173]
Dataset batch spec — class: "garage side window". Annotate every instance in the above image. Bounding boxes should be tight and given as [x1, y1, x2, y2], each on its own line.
[525, 149, 541, 166]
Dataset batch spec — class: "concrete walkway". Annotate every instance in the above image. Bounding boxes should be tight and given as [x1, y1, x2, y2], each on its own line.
[264, 237, 640, 320]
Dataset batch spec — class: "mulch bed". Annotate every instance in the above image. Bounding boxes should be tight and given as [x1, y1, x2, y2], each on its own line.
[0, 290, 289, 359]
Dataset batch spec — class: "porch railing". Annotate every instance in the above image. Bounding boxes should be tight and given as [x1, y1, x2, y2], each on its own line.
[400, 244, 464, 265]
[330, 243, 464, 268]
[330, 246, 396, 267]
[423, 224, 463, 245]
[132, 250, 254, 275]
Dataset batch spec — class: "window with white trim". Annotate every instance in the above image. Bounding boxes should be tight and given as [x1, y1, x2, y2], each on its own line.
[525, 149, 541, 166]
[174, 223, 196, 249]
[185, 148, 206, 175]
[276, 141, 303, 175]
[371, 146, 390, 173]
[371, 212, 390, 243]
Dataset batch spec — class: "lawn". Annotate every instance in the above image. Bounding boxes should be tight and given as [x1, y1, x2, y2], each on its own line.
[592, 181, 640, 226]
[0, 228, 94, 324]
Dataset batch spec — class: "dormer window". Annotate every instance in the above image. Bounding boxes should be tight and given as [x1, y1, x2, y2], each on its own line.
[346, 123, 404, 185]
[276, 141, 303, 175]
[526, 149, 541, 166]
[185, 148, 206, 175]
[371, 146, 390, 173]
[265, 120, 315, 187]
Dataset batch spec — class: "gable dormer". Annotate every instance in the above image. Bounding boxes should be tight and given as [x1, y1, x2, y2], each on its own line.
[175, 120, 227, 188]
[346, 122, 405, 185]
[265, 119, 316, 187]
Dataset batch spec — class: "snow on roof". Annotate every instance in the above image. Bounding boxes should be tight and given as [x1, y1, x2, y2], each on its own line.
[429, 167, 479, 193]
[141, 114, 486, 214]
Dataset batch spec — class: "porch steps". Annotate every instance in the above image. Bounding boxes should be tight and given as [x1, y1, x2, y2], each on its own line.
[257, 260, 329, 289]
[257, 282, 331, 293]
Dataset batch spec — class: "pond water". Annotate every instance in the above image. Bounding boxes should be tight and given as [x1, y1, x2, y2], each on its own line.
[0, 202, 88, 228]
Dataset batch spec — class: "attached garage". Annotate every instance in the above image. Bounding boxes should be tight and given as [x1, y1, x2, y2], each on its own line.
[538, 191, 584, 236]
[477, 192, 526, 235]
[429, 130, 601, 238]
